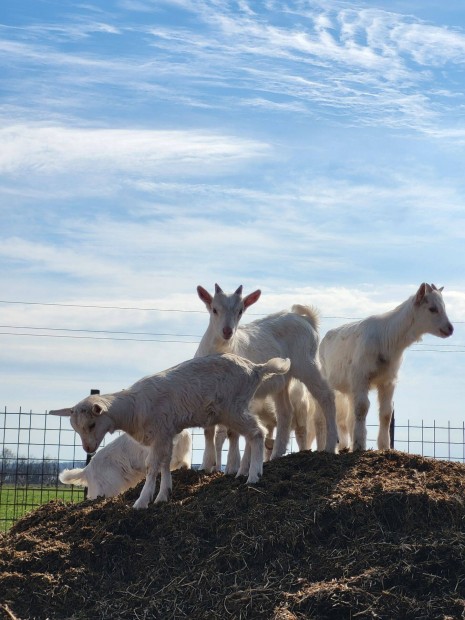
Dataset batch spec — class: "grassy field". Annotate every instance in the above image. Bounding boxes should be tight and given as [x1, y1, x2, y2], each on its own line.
[0, 485, 85, 532]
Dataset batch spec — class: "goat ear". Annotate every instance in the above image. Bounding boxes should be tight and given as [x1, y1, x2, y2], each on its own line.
[197, 285, 213, 308]
[49, 408, 72, 417]
[415, 283, 429, 305]
[92, 403, 105, 416]
[243, 289, 261, 309]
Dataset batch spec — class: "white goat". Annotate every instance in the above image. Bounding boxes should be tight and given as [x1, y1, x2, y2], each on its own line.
[212, 397, 278, 472]
[262, 383, 352, 456]
[319, 283, 454, 451]
[289, 379, 318, 451]
[333, 392, 352, 451]
[59, 430, 192, 499]
[196, 284, 338, 472]
[214, 380, 324, 469]
[50, 352, 290, 508]
[274, 384, 353, 455]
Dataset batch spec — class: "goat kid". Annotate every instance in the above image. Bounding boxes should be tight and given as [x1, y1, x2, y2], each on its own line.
[50, 353, 290, 508]
[59, 430, 192, 499]
[319, 283, 454, 451]
[196, 284, 338, 473]
[214, 379, 320, 471]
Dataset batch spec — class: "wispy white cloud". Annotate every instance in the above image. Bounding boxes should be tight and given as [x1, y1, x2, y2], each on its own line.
[2, 1, 465, 135]
[0, 125, 270, 177]
[0, 237, 130, 282]
[9, 20, 122, 40]
[2, 159, 463, 306]
[1, 0, 465, 421]
[389, 21, 465, 66]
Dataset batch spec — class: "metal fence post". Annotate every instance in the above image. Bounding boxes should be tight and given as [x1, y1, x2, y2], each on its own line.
[83, 389, 99, 499]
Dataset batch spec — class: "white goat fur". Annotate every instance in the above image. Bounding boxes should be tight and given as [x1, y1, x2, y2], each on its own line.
[319, 283, 454, 451]
[196, 284, 338, 473]
[214, 380, 316, 470]
[50, 352, 290, 508]
[59, 430, 192, 499]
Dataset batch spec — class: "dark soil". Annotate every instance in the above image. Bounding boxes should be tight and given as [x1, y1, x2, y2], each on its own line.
[1, 450, 465, 620]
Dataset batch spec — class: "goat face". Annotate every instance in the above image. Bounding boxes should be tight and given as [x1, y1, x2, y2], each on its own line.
[415, 283, 454, 339]
[50, 396, 113, 453]
[197, 283, 261, 343]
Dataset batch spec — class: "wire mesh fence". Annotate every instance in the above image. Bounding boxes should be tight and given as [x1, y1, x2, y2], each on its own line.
[1, 406, 465, 532]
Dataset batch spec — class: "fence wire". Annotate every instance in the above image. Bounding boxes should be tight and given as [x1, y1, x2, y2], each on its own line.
[1, 407, 464, 532]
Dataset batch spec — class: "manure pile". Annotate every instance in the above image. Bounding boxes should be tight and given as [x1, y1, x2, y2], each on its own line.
[1, 450, 465, 620]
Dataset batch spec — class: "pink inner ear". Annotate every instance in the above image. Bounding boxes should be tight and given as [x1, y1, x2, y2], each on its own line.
[197, 285, 212, 306]
[243, 289, 261, 309]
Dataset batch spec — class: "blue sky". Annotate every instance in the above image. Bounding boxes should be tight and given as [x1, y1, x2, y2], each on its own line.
[1, 0, 465, 449]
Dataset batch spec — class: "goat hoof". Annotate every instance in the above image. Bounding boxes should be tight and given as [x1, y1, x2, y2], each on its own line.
[154, 489, 171, 504]
[133, 499, 149, 510]
[246, 474, 261, 485]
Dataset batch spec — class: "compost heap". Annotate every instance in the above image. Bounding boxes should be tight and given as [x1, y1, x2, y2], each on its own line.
[1, 450, 465, 620]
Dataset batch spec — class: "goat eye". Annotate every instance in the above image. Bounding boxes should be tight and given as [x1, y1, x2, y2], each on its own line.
[238, 309, 243, 316]
[212, 308, 218, 315]
[429, 307, 438, 314]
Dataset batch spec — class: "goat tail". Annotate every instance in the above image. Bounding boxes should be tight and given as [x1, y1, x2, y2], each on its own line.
[59, 467, 88, 488]
[259, 357, 291, 379]
[291, 304, 320, 331]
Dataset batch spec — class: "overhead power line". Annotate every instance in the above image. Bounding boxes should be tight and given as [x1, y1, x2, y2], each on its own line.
[0, 329, 464, 351]
[410, 348, 465, 353]
[0, 299, 202, 313]
[0, 299, 463, 350]
[0, 298, 463, 323]
[0, 332, 199, 343]
[0, 325, 199, 338]
[0, 298, 354, 319]
[0, 325, 464, 349]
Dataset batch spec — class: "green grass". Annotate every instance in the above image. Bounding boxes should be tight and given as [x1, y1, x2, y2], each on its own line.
[0, 485, 85, 531]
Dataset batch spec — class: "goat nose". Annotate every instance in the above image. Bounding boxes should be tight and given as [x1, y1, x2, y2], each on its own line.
[223, 326, 233, 339]
[449, 322, 454, 335]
